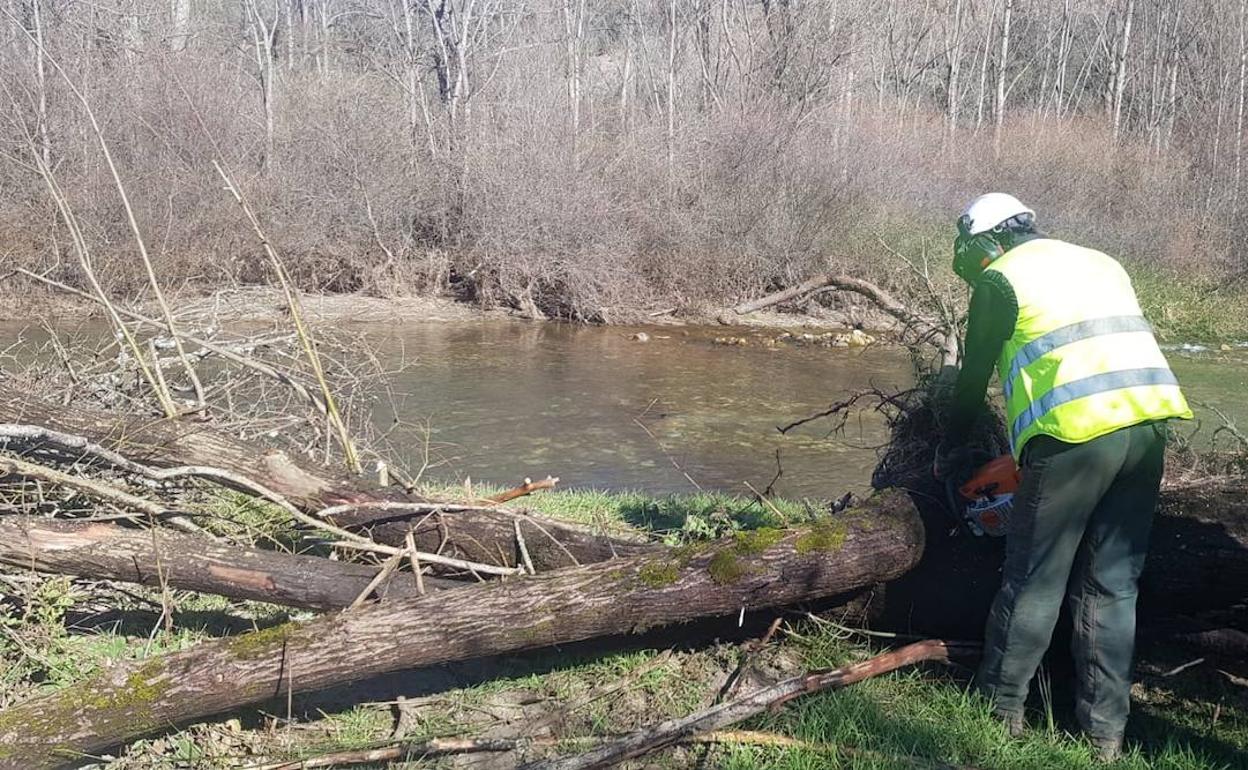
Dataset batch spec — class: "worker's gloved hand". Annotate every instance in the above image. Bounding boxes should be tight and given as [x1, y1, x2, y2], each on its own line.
[932, 441, 972, 481]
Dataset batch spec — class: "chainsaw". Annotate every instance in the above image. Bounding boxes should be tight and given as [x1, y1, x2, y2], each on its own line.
[944, 453, 1020, 537]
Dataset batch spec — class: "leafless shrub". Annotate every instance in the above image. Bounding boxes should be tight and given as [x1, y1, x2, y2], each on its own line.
[0, 0, 1239, 319]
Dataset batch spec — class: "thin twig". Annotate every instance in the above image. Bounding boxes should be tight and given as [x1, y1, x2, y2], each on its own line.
[517, 513, 582, 567]
[405, 529, 425, 595]
[743, 481, 786, 521]
[213, 160, 360, 473]
[329, 540, 524, 577]
[633, 416, 703, 492]
[147, 511, 174, 634]
[348, 548, 408, 610]
[3, 20, 201, 416]
[1162, 658, 1205, 677]
[515, 519, 536, 575]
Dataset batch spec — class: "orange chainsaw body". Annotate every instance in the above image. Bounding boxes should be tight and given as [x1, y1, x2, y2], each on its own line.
[958, 454, 1021, 501]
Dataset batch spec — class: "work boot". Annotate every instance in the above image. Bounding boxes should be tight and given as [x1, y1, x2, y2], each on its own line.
[1090, 735, 1122, 763]
[997, 711, 1025, 738]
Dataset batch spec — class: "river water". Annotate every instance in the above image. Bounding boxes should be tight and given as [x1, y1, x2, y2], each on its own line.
[358, 322, 1248, 499]
[3, 320, 1245, 500]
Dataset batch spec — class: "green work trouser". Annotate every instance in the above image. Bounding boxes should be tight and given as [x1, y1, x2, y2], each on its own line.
[974, 420, 1167, 741]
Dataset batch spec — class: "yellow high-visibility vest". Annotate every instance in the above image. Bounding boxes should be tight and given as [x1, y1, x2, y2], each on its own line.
[984, 238, 1192, 457]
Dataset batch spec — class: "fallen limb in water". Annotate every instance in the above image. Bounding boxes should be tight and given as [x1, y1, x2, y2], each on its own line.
[522, 639, 978, 770]
[0, 517, 456, 611]
[723, 273, 958, 366]
[0, 491, 924, 769]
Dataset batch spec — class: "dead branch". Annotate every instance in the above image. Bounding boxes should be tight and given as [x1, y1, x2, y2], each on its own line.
[250, 737, 568, 770]
[213, 160, 360, 473]
[0, 384, 650, 571]
[15, 269, 337, 424]
[0, 416, 525, 577]
[249, 728, 978, 770]
[522, 639, 978, 770]
[725, 273, 959, 367]
[0, 454, 204, 535]
[488, 475, 560, 504]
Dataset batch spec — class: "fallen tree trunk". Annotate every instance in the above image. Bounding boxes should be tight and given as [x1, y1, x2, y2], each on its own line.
[0, 491, 924, 769]
[0, 517, 456, 610]
[0, 383, 654, 571]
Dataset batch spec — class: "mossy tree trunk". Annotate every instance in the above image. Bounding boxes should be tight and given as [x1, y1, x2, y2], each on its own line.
[0, 518, 457, 611]
[0, 492, 924, 769]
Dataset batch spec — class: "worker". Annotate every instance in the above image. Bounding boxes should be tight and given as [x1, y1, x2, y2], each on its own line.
[933, 193, 1193, 762]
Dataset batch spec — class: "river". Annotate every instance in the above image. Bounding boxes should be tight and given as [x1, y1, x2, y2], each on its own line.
[3, 320, 1245, 500]
[347, 322, 1248, 499]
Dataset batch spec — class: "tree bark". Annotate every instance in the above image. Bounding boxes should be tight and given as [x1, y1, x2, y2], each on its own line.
[0, 518, 456, 611]
[992, 0, 1013, 157]
[1110, 0, 1135, 143]
[0, 491, 925, 769]
[0, 383, 651, 571]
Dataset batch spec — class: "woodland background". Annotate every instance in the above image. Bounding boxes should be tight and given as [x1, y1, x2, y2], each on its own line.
[0, 0, 1243, 320]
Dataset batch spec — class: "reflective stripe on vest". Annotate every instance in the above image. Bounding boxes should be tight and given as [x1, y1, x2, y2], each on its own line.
[1010, 367, 1180, 442]
[1002, 315, 1155, 401]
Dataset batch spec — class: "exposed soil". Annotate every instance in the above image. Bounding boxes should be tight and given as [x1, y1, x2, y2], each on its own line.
[0, 285, 902, 334]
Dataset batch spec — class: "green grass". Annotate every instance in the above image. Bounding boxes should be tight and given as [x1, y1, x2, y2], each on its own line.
[1130, 265, 1248, 343]
[416, 481, 815, 543]
[713, 627, 1244, 770]
[250, 619, 1242, 770]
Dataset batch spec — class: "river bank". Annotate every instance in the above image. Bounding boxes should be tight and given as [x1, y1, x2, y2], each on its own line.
[0, 283, 898, 333]
[5, 261, 1246, 344]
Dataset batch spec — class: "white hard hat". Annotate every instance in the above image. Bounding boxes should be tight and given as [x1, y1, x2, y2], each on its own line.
[959, 193, 1035, 235]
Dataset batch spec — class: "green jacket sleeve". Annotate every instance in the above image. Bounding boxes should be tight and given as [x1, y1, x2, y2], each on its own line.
[945, 270, 1018, 447]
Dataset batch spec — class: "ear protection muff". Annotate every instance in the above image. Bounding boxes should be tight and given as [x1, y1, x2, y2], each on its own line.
[953, 215, 1004, 284]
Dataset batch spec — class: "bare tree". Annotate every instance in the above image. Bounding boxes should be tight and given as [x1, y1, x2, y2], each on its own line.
[993, 0, 1013, 156]
[943, 0, 965, 139]
[170, 0, 192, 52]
[243, 0, 280, 171]
[1108, 0, 1136, 143]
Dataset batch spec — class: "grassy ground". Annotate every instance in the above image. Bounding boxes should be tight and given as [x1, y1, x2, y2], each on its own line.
[0, 487, 1243, 769]
[1130, 267, 1248, 343]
